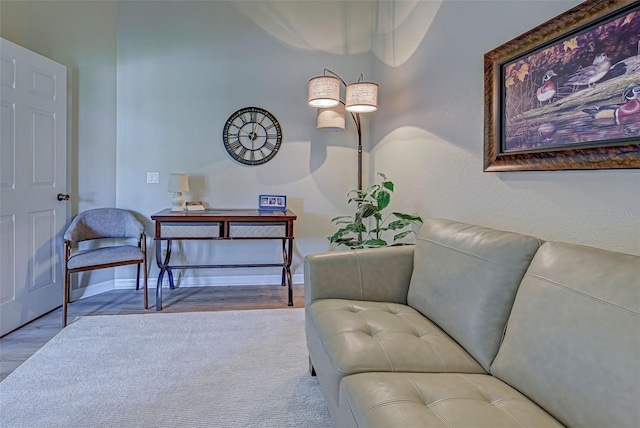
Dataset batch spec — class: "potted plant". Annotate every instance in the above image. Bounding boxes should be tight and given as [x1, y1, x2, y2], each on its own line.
[328, 172, 423, 249]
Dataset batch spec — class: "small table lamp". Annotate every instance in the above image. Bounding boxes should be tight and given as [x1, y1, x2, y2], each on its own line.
[168, 173, 189, 212]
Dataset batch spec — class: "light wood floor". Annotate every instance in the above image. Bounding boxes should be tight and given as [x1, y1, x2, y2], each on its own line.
[0, 283, 305, 381]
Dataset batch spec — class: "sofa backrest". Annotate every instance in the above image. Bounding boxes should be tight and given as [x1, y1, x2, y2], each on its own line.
[491, 241, 640, 428]
[407, 218, 542, 371]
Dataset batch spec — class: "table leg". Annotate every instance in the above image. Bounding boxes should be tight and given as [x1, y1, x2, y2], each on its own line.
[156, 268, 164, 311]
[280, 240, 286, 287]
[155, 239, 174, 311]
[285, 238, 294, 306]
[166, 241, 175, 289]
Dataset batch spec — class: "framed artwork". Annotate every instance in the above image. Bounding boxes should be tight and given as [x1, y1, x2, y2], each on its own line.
[484, 0, 640, 171]
[258, 194, 287, 211]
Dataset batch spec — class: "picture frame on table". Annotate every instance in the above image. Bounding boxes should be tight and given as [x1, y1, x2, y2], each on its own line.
[484, 0, 640, 171]
[258, 194, 287, 211]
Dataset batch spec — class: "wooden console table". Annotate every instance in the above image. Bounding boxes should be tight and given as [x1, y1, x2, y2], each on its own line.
[150, 208, 297, 310]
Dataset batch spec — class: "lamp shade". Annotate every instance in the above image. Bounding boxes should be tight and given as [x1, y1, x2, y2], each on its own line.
[167, 173, 189, 193]
[317, 105, 346, 132]
[345, 82, 378, 113]
[308, 76, 340, 108]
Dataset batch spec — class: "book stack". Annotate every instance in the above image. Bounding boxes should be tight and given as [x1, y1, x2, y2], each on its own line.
[185, 201, 205, 212]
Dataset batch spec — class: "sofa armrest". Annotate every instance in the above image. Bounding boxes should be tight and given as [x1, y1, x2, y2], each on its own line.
[304, 245, 415, 305]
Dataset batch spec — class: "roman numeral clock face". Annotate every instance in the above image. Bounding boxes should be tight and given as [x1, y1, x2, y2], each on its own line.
[222, 107, 282, 165]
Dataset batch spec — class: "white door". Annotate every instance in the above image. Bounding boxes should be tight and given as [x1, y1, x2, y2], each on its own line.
[0, 38, 67, 336]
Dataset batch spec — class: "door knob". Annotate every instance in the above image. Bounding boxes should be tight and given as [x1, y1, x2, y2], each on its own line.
[57, 193, 70, 201]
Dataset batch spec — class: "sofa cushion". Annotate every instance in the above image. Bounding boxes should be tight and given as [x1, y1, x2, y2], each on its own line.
[407, 218, 541, 371]
[491, 241, 640, 428]
[306, 299, 485, 414]
[337, 372, 563, 427]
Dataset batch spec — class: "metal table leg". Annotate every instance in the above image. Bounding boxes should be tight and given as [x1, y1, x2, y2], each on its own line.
[155, 239, 173, 311]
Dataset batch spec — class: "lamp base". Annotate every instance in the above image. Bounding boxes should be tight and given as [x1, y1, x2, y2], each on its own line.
[171, 192, 185, 212]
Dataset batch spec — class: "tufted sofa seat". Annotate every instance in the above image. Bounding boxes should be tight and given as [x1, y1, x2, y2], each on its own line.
[339, 373, 563, 427]
[307, 300, 484, 405]
[304, 218, 640, 427]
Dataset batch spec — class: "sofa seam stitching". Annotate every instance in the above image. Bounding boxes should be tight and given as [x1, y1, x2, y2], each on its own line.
[371, 334, 396, 371]
[342, 384, 362, 427]
[418, 237, 537, 273]
[526, 272, 639, 316]
[353, 252, 364, 301]
[403, 375, 454, 428]
[492, 401, 528, 428]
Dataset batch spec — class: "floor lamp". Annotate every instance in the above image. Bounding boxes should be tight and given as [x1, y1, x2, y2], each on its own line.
[307, 69, 378, 191]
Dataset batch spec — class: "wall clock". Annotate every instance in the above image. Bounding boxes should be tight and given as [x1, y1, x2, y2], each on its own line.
[222, 107, 282, 165]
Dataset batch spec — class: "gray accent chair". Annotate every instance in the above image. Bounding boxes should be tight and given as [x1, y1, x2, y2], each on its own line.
[63, 208, 148, 326]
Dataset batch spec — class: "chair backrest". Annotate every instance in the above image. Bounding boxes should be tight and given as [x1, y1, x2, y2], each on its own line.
[64, 208, 144, 245]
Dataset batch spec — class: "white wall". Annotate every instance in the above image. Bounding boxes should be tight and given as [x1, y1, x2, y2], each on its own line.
[370, 0, 640, 256]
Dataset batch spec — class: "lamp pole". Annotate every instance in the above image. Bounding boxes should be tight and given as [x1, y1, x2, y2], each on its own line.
[353, 112, 363, 191]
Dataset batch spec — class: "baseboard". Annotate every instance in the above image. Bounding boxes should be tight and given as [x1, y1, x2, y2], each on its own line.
[114, 273, 305, 289]
[69, 280, 114, 301]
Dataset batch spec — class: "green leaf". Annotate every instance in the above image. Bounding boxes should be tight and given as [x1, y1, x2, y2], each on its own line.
[392, 212, 423, 223]
[333, 219, 354, 225]
[362, 238, 388, 247]
[393, 231, 412, 242]
[387, 219, 411, 230]
[377, 190, 390, 210]
[346, 223, 366, 233]
[376, 172, 387, 181]
[330, 215, 352, 223]
[328, 228, 350, 243]
[359, 203, 377, 218]
[333, 237, 361, 248]
[382, 181, 394, 192]
[342, 241, 361, 248]
[365, 185, 380, 200]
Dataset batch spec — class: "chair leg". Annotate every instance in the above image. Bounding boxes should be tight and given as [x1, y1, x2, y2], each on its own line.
[309, 356, 317, 376]
[63, 270, 70, 327]
[136, 263, 141, 290]
[142, 259, 148, 310]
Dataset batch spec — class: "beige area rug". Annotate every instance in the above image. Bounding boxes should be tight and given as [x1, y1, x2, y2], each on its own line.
[0, 309, 333, 428]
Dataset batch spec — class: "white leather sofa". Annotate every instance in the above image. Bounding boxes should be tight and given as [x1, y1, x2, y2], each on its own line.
[304, 218, 639, 427]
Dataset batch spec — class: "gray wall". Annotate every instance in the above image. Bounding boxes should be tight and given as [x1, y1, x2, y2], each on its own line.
[1, 0, 118, 213]
[1, 0, 118, 291]
[115, 1, 372, 284]
[1, 0, 638, 293]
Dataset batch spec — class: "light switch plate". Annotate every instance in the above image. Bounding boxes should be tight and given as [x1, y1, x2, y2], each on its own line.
[147, 172, 159, 184]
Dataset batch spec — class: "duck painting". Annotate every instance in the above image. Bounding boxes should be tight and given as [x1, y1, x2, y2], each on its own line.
[582, 84, 640, 126]
[537, 122, 556, 144]
[608, 41, 640, 79]
[499, 4, 640, 155]
[563, 53, 612, 89]
[536, 70, 557, 105]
